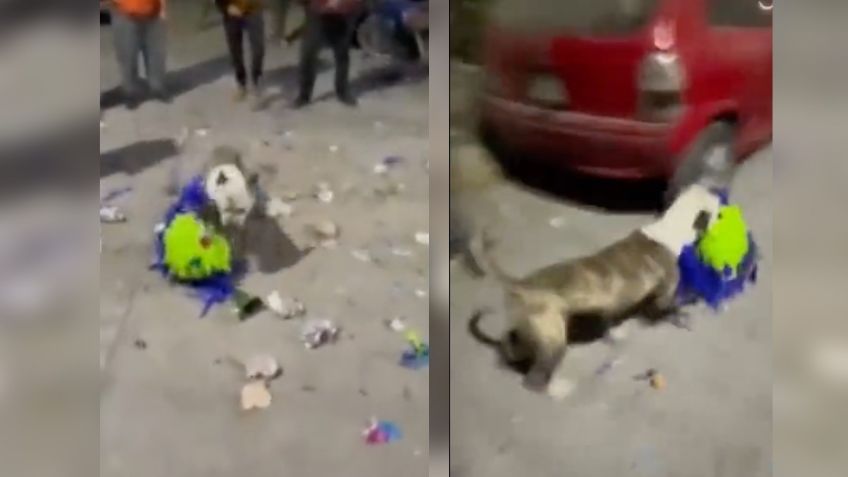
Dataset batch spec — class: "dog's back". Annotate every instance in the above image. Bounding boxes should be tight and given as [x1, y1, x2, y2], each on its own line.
[521, 231, 676, 317]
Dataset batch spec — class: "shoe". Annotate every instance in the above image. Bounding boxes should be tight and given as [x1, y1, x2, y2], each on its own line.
[337, 93, 358, 107]
[125, 96, 140, 110]
[234, 86, 247, 102]
[249, 86, 266, 111]
[291, 96, 310, 109]
[151, 89, 172, 104]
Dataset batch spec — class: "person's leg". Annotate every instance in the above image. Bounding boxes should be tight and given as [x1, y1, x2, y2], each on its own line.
[141, 17, 169, 100]
[271, 0, 291, 41]
[111, 9, 142, 105]
[294, 12, 323, 107]
[327, 15, 356, 106]
[223, 15, 248, 99]
[245, 10, 267, 108]
[245, 11, 266, 88]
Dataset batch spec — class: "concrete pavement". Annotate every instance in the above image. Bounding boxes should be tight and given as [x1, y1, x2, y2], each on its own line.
[100, 4, 429, 476]
[449, 63, 772, 477]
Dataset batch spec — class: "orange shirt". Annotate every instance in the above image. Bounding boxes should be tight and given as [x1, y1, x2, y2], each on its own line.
[114, 0, 163, 18]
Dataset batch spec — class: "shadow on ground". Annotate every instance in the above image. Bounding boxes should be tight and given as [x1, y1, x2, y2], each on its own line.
[100, 56, 231, 110]
[505, 160, 666, 214]
[313, 61, 428, 103]
[101, 139, 179, 179]
[245, 214, 312, 274]
[480, 130, 667, 214]
[0, 121, 97, 201]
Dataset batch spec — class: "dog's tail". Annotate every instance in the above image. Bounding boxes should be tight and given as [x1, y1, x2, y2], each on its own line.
[468, 308, 502, 349]
[469, 227, 520, 286]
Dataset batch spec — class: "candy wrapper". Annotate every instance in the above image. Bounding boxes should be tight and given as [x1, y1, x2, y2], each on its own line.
[301, 320, 340, 349]
[362, 418, 402, 445]
[400, 330, 429, 369]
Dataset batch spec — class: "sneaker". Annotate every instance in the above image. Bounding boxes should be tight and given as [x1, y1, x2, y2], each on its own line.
[234, 86, 247, 102]
[151, 89, 172, 104]
[291, 96, 310, 109]
[337, 92, 358, 107]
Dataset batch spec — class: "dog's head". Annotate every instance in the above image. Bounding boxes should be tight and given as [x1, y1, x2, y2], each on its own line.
[500, 327, 535, 371]
[205, 161, 257, 228]
[642, 184, 722, 254]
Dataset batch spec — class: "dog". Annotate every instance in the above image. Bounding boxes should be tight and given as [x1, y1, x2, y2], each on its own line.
[468, 184, 722, 396]
[201, 145, 264, 259]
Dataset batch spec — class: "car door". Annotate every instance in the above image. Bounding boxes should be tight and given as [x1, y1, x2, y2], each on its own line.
[701, 0, 772, 155]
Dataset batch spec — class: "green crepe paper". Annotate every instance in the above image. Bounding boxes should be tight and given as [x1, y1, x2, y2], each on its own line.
[163, 213, 232, 281]
[696, 205, 750, 277]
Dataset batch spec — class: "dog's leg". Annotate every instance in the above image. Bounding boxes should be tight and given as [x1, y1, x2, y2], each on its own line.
[522, 311, 569, 394]
[652, 276, 692, 330]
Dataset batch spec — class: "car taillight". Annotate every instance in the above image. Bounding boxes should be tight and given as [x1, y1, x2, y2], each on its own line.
[638, 52, 685, 122]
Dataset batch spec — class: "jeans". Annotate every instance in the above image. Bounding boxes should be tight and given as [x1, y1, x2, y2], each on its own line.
[111, 9, 167, 96]
[223, 11, 266, 88]
[297, 11, 354, 100]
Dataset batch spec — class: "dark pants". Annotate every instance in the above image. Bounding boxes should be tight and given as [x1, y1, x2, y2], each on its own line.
[297, 12, 354, 101]
[223, 11, 265, 88]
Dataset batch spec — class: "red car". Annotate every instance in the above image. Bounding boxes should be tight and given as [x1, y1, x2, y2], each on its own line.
[479, 0, 772, 197]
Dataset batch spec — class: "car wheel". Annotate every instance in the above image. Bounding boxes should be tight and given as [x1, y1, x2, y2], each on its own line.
[665, 122, 737, 204]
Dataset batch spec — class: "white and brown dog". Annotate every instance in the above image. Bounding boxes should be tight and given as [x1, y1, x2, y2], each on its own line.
[469, 184, 722, 397]
[200, 145, 263, 258]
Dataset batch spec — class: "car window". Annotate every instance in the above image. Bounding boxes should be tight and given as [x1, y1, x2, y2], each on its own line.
[708, 0, 772, 28]
[492, 0, 660, 35]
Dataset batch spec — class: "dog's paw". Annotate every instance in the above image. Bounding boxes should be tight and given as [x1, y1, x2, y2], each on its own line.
[546, 377, 577, 401]
[522, 371, 550, 394]
[669, 310, 693, 330]
[607, 325, 629, 343]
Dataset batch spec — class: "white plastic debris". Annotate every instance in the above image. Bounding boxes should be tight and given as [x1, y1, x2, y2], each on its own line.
[265, 198, 294, 218]
[549, 216, 566, 229]
[315, 182, 335, 203]
[317, 189, 334, 203]
[240, 380, 272, 410]
[244, 354, 281, 380]
[387, 317, 407, 332]
[266, 291, 305, 319]
[351, 249, 372, 262]
[301, 320, 340, 349]
[307, 221, 340, 244]
[329, 145, 339, 153]
[391, 247, 412, 257]
[414, 232, 429, 246]
[100, 206, 126, 223]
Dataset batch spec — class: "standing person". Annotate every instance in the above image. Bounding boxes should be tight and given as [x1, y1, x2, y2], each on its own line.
[110, 0, 170, 108]
[216, 0, 267, 109]
[269, 0, 294, 44]
[294, 0, 364, 108]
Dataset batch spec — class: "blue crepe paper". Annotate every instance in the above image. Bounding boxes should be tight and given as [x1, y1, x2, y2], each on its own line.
[676, 234, 758, 310]
[150, 176, 242, 317]
[675, 188, 759, 310]
[400, 344, 430, 369]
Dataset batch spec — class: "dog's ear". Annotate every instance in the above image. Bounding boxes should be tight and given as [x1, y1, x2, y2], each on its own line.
[693, 210, 711, 233]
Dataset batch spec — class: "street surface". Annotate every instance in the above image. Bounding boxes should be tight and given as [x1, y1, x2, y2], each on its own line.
[449, 62, 773, 477]
[100, 3, 429, 476]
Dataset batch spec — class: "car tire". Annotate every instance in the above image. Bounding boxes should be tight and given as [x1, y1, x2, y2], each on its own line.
[478, 120, 518, 173]
[665, 122, 737, 204]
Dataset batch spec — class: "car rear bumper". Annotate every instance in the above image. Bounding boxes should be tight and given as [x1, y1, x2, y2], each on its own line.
[481, 96, 680, 179]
